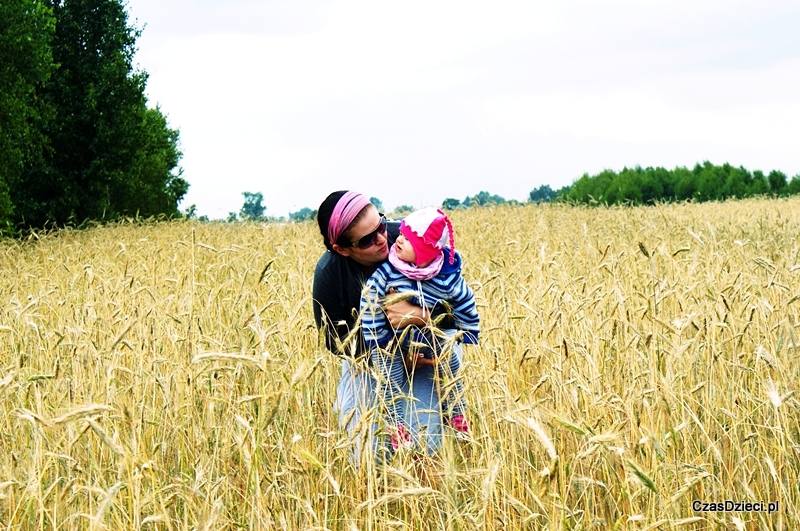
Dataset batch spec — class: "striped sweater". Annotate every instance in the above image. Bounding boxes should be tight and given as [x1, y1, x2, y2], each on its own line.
[360, 247, 480, 350]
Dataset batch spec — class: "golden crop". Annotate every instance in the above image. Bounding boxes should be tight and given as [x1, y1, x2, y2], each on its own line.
[1, 198, 798, 529]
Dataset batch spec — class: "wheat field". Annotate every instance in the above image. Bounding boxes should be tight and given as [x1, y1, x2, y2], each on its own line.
[1, 198, 798, 530]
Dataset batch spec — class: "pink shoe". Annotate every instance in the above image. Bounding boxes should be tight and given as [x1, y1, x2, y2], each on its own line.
[450, 415, 470, 440]
[391, 424, 413, 451]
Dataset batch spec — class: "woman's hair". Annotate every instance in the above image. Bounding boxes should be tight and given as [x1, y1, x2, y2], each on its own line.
[316, 190, 372, 251]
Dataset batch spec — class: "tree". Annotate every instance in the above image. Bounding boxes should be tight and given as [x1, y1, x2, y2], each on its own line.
[768, 170, 787, 194]
[723, 166, 750, 199]
[650, 166, 675, 200]
[289, 207, 316, 222]
[787, 175, 800, 195]
[9, 0, 186, 228]
[473, 191, 491, 206]
[565, 173, 596, 203]
[369, 197, 383, 211]
[694, 161, 726, 201]
[673, 167, 696, 200]
[463, 191, 506, 207]
[0, 0, 55, 228]
[528, 185, 556, 203]
[635, 167, 663, 203]
[112, 107, 186, 217]
[239, 191, 266, 220]
[441, 198, 461, 210]
[748, 171, 769, 196]
[392, 204, 414, 216]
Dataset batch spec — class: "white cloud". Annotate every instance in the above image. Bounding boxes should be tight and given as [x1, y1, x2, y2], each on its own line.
[127, 0, 800, 217]
[482, 89, 800, 149]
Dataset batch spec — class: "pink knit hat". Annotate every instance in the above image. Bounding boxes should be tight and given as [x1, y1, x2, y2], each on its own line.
[399, 207, 455, 265]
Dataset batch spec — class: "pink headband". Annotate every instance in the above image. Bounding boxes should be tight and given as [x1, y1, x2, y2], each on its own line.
[327, 191, 372, 246]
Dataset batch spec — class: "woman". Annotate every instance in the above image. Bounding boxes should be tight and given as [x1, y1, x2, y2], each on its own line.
[312, 191, 462, 461]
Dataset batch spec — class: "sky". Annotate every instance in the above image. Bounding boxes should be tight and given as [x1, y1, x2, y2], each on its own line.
[126, 0, 800, 219]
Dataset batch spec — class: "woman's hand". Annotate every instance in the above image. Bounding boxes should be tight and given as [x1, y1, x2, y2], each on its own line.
[384, 288, 428, 329]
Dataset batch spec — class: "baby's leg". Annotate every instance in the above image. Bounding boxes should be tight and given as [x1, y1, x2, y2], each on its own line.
[438, 345, 466, 418]
[372, 347, 406, 427]
[407, 328, 432, 359]
[416, 329, 445, 360]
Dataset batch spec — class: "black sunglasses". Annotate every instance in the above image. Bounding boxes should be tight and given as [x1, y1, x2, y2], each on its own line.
[340, 215, 387, 249]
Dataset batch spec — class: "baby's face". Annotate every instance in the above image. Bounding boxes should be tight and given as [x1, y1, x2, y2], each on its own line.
[394, 234, 418, 265]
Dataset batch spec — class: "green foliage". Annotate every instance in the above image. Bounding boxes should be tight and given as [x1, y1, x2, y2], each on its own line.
[0, 0, 56, 228]
[768, 170, 787, 192]
[369, 197, 383, 211]
[463, 191, 506, 207]
[441, 197, 461, 210]
[2, 0, 186, 231]
[391, 204, 414, 217]
[239, 192, 266, 220]
[528, 185, 557, 203]
[111, 107, 186, 217]
[564, 162, 798, 206]
[788, 175, 800, 195]
[0, 180, 13, 232]
[289, 207, 317, 222]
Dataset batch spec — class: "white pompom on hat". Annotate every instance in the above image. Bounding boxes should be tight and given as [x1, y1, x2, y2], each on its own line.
[399, 207, 455, 265]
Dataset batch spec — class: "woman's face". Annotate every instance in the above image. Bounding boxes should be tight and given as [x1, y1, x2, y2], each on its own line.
[331, 205, 389, 268]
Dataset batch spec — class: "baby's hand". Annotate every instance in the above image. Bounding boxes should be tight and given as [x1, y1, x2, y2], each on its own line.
[404, 351, 437, 368]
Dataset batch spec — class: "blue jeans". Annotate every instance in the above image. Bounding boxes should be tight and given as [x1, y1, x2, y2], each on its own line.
[334, 339, 464, 463]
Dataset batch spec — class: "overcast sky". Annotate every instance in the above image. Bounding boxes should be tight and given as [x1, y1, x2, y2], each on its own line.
[126, 0, 800, 219]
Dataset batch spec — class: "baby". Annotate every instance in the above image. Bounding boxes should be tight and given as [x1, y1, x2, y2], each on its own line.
[361, 207, 480, 450]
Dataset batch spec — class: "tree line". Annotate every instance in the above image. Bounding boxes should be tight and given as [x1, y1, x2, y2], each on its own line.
[219, 161, 799, 225]
[1, 0, 186, 234]
[559, 162, 800, 205]
[444, 161, 800, 210]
